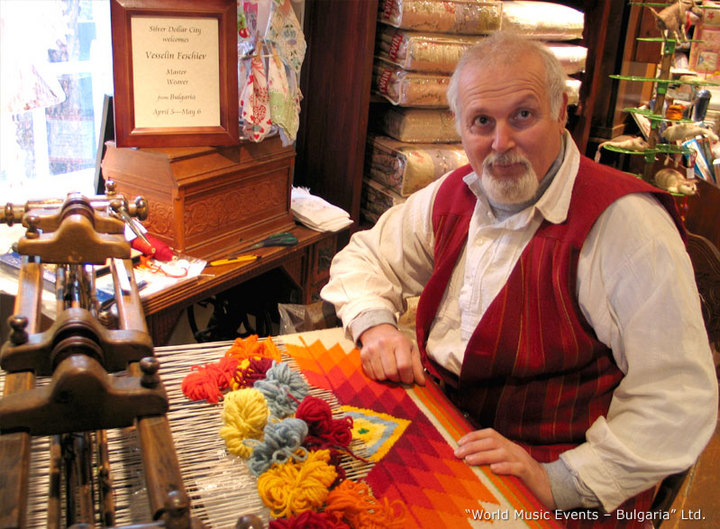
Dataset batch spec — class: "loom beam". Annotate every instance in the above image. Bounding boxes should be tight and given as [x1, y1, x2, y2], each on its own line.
[0, 189, 206, 529]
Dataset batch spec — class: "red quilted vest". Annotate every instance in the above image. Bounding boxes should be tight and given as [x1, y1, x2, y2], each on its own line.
[416, 156, 684, 527]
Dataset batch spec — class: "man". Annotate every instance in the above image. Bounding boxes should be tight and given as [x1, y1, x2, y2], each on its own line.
[321, 32, 717, 523]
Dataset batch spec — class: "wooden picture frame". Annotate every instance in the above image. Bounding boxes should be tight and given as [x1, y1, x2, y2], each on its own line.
[110, 0, 238, 147]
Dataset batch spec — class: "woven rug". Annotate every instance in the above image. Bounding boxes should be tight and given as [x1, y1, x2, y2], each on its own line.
[286, 338, 559, 529]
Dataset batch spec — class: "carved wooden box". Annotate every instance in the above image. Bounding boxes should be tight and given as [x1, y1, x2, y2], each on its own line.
[101, 136, 295, 260]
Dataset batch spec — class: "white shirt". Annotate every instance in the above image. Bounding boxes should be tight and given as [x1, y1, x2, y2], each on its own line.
[321, 133, 717, 511]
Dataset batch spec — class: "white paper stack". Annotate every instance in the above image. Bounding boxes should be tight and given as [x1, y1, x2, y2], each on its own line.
[291, 187, 353, 232]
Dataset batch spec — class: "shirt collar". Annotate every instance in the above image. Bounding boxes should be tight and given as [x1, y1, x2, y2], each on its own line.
[463, 130, 580, 226]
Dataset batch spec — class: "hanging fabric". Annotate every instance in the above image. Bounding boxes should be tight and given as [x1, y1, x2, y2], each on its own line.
[240, 49, 272, 142]
[268, 44, 298, 145]
[265, 0, 307, 76]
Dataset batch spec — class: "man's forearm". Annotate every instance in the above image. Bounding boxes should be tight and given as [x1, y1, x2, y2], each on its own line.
[348, 309, 397, 344]
[544, 459, 601, 511]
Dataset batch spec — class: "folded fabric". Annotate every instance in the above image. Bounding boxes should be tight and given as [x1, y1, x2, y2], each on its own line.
[377, 25, 587, 76]
[291, 187, 353, 232]
[366, 134, 468, 196]
[374, 59, 582, 108]
[374, 60, 449, 107]
[376, 25, 483, 74]
[362, 178, 406, 222]
[502, 1, 585, 41]
[566, 78, 581, 106]
[379, 0, 502, 34]
[547, 43, 587, 75]
[377, 107, 460, 143]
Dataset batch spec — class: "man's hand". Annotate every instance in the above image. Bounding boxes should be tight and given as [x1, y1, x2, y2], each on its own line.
[358, 323, 426, 385]
[454, 428, 556, 509]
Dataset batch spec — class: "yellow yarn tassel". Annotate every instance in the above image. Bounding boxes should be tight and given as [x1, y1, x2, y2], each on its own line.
[257, 449, 338, 518]
[219, 388, 269, 458]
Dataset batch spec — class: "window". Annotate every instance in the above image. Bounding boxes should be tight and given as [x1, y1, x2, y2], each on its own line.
[0, 0, 113, 203]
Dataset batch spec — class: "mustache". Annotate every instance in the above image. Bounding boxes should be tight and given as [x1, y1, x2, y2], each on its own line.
[483, 151, 531, 169]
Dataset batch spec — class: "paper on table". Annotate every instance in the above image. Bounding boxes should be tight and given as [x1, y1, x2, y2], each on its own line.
[290, 187, 353, 232]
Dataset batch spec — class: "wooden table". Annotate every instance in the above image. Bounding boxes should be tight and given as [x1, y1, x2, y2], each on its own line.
[141, 224, 342, 345]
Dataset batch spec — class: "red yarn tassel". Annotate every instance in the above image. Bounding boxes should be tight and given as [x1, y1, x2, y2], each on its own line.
[181, 357, 239, 403]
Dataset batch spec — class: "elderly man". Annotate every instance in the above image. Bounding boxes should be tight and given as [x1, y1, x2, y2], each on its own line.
[321, 32, 716, 524]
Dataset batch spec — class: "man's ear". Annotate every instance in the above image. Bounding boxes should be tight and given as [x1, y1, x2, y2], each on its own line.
[559, 92, 569, 126]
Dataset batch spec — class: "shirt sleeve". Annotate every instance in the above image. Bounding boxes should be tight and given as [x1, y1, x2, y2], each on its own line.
[320, 177, 441, 336]
[561, 192, 718, 512]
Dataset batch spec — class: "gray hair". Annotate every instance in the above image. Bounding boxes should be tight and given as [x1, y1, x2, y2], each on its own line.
[446, 32, 568, 126]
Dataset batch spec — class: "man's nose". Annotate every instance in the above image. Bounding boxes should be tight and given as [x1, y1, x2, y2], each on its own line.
[492, 122, 515, 153]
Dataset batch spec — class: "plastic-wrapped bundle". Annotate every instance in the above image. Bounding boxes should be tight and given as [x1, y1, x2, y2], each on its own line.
[547, 43, 587, 75]
[374, 60, 450, 107]
[566, 78, 581, 106]
[362, 178, 406, 224]
[376, 25, 483, 73]
[378, 107, 460, 143]
[366, 134, 469, 196]
[377, 25, 587, 76]
[375, 60, 581, 108]
[379, 0, 502, 34]
[502, 1, 584, 41]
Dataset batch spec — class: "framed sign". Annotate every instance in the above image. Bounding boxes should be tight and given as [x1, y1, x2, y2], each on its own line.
[110, 0, 238, 147]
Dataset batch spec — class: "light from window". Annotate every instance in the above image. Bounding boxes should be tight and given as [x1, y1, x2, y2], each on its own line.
[0, 0, 113, 203]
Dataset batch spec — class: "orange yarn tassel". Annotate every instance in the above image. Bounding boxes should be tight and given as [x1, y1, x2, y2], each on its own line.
[181, 356, 239, 403]
[324, 480, 407, 529]
[225, 334, 282, 362]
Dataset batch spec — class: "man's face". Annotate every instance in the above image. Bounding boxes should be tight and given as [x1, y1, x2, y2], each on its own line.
[456, 54, 566, 204]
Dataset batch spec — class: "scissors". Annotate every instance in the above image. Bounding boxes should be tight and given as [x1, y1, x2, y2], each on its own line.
[238, 232, 298, 252]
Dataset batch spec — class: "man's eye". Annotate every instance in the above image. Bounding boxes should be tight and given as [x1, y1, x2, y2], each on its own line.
[516, 109, 532, 120]
[473, 116, 490, 126]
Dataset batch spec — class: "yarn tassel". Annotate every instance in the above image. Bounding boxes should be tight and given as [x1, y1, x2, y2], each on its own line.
[254, 361, 309, 418]
[233, 356, 275, 390]
[225, 334, 282, 362]
[181, 356, 239, 403]
[324, 479, 407, 529]
[247, 418, 308, 476]
[219, 388, 269, 458]
[257, 449, 338, 519]
[296, 395, 353, 449]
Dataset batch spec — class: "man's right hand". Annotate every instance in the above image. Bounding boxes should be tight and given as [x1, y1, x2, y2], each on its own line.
[358, 323, 426, 385]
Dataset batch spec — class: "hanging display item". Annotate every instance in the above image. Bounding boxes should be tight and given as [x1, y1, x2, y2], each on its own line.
[237, 0, 306, 145]
[110, 0, 239, 148]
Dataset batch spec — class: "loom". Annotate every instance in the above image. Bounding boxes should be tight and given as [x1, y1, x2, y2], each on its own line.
[0, 186, 263, 529]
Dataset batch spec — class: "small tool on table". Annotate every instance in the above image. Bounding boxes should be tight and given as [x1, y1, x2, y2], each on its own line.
[243, 232, 298, 251]
[206, 232, 298, 267]
[207, 255, 259, 267]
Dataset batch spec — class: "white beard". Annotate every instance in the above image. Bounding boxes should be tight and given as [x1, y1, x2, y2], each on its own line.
[481, 152, 539, 204]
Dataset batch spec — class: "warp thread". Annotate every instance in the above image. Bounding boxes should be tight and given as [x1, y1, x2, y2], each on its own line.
[232, 356, 275, 390]
[268, 511, 350, 529]
[181, 356, 239, 403]
[257, 449, 338, 519]
[324, 479, 407, 528]
[219, 388, 269, 458]
[247, 417, 309, 476]
[254, 361, 309, 418]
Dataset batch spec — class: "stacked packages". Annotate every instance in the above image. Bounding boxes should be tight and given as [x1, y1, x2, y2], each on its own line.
[362, 0, 587, 225]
